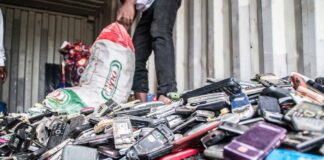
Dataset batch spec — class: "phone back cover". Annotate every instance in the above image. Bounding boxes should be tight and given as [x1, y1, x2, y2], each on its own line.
[224, 122, 286, 160]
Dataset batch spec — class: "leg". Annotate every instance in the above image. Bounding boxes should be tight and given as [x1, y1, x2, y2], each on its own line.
[150, 0, 182, 99]
[132, 7, 155, 102]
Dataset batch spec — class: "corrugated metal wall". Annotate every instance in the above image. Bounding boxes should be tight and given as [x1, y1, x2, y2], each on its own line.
[1, 0, 324, 111]
[146, 0, 324, 93]
[0, 4, 95, 112]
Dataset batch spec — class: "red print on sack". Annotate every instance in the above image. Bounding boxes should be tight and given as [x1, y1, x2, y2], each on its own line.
[96, 23, 135, 53]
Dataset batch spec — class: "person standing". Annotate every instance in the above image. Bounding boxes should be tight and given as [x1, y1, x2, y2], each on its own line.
[117, 0, 181, 104]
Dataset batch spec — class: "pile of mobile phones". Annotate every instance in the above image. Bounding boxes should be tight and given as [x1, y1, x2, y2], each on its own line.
[1, 73, 324, 160]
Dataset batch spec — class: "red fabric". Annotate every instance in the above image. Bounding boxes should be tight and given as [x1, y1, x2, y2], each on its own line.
[96, 22, 135, 53]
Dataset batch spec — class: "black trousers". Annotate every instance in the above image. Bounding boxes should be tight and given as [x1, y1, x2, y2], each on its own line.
[132, 0, 181, 96]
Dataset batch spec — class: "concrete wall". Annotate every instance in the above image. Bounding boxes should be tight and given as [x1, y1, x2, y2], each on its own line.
[146, 0, 324, 93]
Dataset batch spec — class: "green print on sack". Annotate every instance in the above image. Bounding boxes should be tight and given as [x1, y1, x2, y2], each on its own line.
[46, 89, 87, 114]
[101, 60, 122, 100]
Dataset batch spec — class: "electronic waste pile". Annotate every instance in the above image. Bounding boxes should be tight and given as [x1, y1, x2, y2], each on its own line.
[0, 72, 323, 160]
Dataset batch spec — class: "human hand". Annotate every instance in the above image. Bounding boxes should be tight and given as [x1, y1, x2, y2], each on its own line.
[0, 66, 7, 84]
[117, 1, 136, 29]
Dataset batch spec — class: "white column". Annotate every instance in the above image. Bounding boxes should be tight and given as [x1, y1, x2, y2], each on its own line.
[261, 0, 288, 77]
[272, 0, 288, 76]
[301, 0, 314, 77]
[223, 0, 231, 78]
[314, 0, 324, 77]
[231, 0, 252, 81]
[250, 0, 261, 76]
[211, 0, 226, 80]
[174, 0, 189, 92]
[284, 0, 299, 73]
[188, 0, 203, 89]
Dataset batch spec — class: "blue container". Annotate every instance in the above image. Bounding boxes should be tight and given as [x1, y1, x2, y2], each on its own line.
[266, 149, 324, 160]
[0, 101, 7, 114]
[147, 94, 156, 102]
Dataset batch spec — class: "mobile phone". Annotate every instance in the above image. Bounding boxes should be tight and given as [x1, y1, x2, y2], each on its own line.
[260, 86, 295, 106]
[201, 130, 228, 148]
[218, 121, 249, 135]
[127, 115, 162, 128]
[8, 123, 36, 152]
[187, 92, 229, 106]
[258, 96, 280, 113]
[283, 131, 324, 152]
[172, 121, 222, 152]
[181, 78, 241, 104]
[47, 122, 68, 149]
[292, 116, 324, 132]
[186, 92, 230, 111]
[62, 145, 99, 160]
[284, 101, 324, 131]
[39, 139, 72, 160]
[98, 146, 120, 159]
[172, 116, 206, 133]
[255, 73, 290, 87]
[224, 122, 286, 160]
[80, 107, 95, 115]
[284, 101, 323, 121]
[203, 143, 227, 160]
[112, 117, 135, 149]
[159, 148, 200, 160]
[166, 115, 185, 129]
[127, 124, 174, 160]
[230, 92, 255, 120]
[315, 77, 324, 85]
[95, 99, 118, 117]
[238, 117, 264, 126]
[73, 132, 113, 145]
